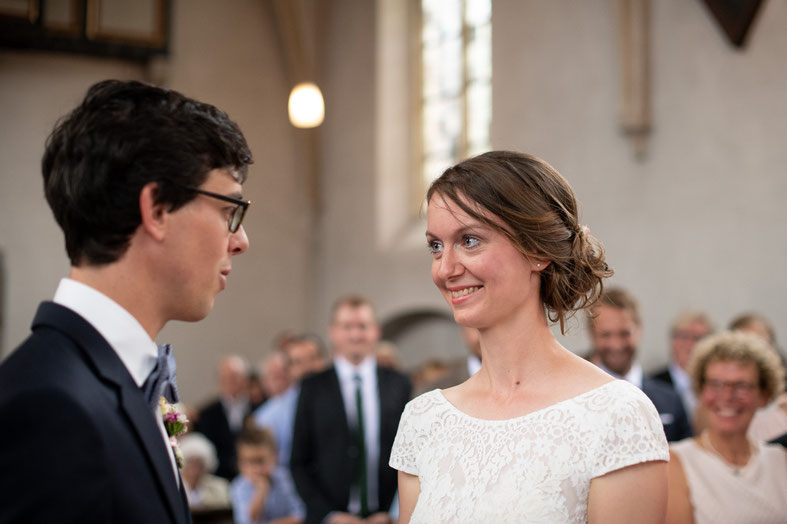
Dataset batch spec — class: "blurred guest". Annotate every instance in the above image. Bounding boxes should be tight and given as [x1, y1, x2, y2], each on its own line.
[291, 295, 411, 524]
[729, 312, 787, 442]
[195, 356, 254, 480]
[260, 352, 291, 400]
[248, 372, 266, 411]
[232, 427, 304, 524]
[375, 341, 400, 370]
[413, 326, 482, 396]
[274, 330, 300, 351]
[253, 334, 326, 468]
[180, 432, 231, 510]
[652, 311, 714, 425]
[587, 287, 692, 441]
[730, 312, 777, 346]
[666, 331, 787, 524]
[412, 359, 450, 392]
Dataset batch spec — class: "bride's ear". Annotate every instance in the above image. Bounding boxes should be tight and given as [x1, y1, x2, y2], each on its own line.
[531, 259, 550, 271]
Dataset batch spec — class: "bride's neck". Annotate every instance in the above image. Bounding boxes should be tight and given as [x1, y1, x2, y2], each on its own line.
[477, 311, 560, 391]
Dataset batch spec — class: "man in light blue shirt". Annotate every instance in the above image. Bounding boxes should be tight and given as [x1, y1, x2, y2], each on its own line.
[253, 334, 326, 468]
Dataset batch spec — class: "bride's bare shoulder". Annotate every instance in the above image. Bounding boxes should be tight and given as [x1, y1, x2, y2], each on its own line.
[557, 350, 615, 392]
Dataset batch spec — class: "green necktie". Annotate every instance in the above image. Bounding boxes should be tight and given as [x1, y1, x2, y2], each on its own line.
[354, 373, 369, 517]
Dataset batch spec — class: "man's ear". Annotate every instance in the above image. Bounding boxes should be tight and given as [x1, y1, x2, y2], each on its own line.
[139, 182, 168, 241]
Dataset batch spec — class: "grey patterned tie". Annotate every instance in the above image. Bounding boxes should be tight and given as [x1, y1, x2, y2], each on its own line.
[142, 343, 179, 410]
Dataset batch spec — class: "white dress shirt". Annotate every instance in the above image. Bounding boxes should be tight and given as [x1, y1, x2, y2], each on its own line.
[334, 355, 380, 514]
[53, 278, 180, 484]
[221, 394, 250, 434]
[599, 361, 644, 389]
[467, 355, 482, 377]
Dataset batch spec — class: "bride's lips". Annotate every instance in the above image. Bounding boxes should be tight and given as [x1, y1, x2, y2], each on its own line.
[448, 285, 482, 304]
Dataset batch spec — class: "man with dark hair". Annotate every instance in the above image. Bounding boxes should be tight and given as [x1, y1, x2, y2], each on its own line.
[587, 287, 692, 442]
[291, 296, 411, 524]
[0, 80, 253, 523]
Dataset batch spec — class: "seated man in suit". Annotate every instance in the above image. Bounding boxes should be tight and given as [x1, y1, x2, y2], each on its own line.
[196, 355, 255, 480]
[0, 80, 252, 523]
[291, 296, 412, 524]
[586, 287, 692, 442]
[650, 310, 714, 426]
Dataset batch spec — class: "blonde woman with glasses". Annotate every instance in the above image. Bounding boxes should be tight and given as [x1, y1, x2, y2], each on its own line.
[666, 330, 787, 524]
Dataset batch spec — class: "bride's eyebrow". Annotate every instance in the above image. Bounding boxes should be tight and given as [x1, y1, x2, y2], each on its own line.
[426, 224, 489, 239]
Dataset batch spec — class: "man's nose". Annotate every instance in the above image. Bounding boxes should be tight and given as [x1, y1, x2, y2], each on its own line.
[230, 225, 249, 255]
[608, 336, 627, 351]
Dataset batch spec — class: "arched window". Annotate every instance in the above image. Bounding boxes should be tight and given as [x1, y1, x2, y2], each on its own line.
[420, 0, 492, 197]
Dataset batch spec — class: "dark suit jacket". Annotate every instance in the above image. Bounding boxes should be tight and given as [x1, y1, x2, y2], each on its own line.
[770, 432, 787, 448]
[651, 367, 674, 386]
[290, 365, 411, 524]
[194, 398, 251, 480]
[0, 302, 191, 524]
[641, 376, 693, 442]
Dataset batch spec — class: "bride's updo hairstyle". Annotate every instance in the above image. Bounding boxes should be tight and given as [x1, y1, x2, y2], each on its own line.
[426, 150, 613, 333]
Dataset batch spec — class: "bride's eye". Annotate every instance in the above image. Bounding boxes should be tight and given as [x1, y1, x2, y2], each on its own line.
[427, 240, 443, 255]
[462, 236, 480, 249]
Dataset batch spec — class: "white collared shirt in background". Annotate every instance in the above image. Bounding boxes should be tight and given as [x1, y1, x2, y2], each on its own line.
[221, 395, 250, 434]
[467, 355, 482, 377]
[599, 361, 644, 389]
[334, 355, 380, 514]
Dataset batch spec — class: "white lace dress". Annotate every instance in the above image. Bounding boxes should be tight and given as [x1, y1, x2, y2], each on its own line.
[389, 380, 668, 523]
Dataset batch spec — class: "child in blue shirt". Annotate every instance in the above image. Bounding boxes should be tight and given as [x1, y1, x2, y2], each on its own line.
[231, 427, 305, 524]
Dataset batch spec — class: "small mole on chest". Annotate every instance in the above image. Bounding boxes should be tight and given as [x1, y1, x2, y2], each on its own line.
[516, 381, 521, 385]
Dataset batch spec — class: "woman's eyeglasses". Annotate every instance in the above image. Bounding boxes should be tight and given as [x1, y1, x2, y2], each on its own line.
[703, 378, 759, 397]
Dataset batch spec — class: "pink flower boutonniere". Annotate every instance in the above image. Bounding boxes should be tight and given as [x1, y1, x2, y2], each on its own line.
[159, 397, 189, 468]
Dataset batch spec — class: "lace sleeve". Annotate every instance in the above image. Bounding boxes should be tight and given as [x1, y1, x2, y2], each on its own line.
[591, 383, 670, 478]
[388, 395, 427, 476]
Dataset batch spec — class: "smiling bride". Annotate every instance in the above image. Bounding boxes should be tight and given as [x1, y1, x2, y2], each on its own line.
[389, 151, 669, 524]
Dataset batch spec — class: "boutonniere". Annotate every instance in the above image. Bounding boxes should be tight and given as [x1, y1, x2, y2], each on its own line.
[159, 397, 189, 468]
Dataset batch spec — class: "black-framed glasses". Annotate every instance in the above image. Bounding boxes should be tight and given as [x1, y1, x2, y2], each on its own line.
[184, 187, 250, 233]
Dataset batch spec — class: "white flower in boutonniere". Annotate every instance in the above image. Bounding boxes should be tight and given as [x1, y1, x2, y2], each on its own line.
[159, 397, 189, 468]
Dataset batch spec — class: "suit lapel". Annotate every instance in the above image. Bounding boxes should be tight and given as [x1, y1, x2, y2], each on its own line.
[33, 302, 188, 524]
[328, 368, 351, 432]
[119, 384, 189, 524]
